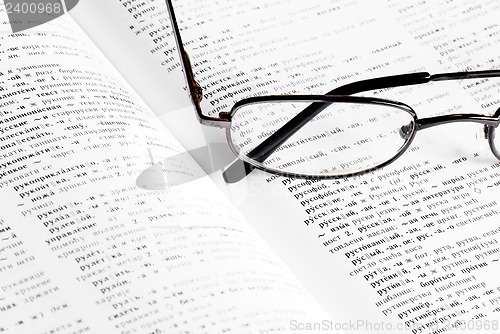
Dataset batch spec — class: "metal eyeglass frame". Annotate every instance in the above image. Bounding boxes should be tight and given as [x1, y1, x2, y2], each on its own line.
[165, 0, 500, 182]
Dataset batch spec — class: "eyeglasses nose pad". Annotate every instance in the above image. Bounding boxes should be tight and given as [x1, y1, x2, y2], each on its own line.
[398, 121, 414, 140]
[472, 124, 493, 155]
[480, 124, 489, 140]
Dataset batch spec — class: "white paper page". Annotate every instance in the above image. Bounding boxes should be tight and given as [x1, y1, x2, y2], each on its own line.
[70, 0, 190, 115]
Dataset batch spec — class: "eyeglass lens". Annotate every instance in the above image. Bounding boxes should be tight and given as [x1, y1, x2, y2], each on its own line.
[228, 101, 416, 177]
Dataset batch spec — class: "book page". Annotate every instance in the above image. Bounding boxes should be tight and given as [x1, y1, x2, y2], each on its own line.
[70, 0, 191, 117]
[227, 1, 500, 333]
[0, 10, 332, 334]
[71, 0, 500, 332]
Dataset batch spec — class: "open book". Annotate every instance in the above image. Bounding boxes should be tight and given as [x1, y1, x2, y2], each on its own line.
[1, 0, 500, 332]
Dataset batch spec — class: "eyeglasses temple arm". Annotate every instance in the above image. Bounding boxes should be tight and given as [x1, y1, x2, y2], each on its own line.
[430, 70, 500, 81]
[326, 72, 431, 95]
[326, 70, 500, 95]
[165, 0, 230, 126]
[165, 0, 199, 100]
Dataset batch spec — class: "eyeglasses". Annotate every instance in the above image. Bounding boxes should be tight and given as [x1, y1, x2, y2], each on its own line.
[165, 0, 500, 182]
